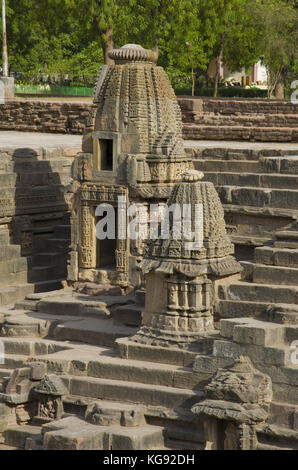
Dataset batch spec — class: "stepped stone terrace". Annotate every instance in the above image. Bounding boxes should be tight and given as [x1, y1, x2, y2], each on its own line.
[0, 44, 297, 451]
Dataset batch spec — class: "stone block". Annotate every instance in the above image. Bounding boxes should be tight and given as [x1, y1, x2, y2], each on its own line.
[110, 426, 164, 450]
[85, 401, 146, 427]
[230, 187, 271, 207]
[43, 425, 105, 450]
[271, 189, 298, 210]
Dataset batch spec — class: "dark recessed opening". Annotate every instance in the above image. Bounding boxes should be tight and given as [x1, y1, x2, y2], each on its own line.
[96, 209, 117, 269]
[99, 139, 113, 171]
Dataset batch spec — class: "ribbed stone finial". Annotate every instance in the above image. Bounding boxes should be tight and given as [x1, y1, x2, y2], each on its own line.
[109, 44, 157, 63]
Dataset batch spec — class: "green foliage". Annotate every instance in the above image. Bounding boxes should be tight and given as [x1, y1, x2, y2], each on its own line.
[0, 0, 297, 99]
[196, 86, 267, 98]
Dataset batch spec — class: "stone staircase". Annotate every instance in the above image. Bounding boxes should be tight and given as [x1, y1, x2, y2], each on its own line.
[0, 287, 297, 449]
[0, 291, 206, 450]
[179, 98, 298, 142]
[189, 147, 298, 258]
[0, 147, 75, 305]
[217, 227, 298, 323]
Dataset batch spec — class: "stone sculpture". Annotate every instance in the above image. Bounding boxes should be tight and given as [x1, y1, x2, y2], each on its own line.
[191, 356, 273, 450]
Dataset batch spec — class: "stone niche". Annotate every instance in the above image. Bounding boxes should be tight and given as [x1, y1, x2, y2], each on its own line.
[69, 44, 193, 288]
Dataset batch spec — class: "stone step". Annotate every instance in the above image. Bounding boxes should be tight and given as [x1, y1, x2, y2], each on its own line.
[54, 225, 71, 238]
[261, 155, 298, 175]
[195, 155, 298, 175]
[192, 113, 298, 128]
[0, 354, 29, 369]
[0, 245, 21, 262]
[219, 318, 289, 347]
[203, 171, 298, 190]
[0, 270, 28, 285]
[0, 284, 34, 306]
[4, 425, 42, 449]
[223, 281, 298, 304]
[0, 310, 70, 338]
[116, 336, 213, 367]
[0, 368, 12, 379]
[36, 295, 113, 319]
[12, 159, 72, 174]
[217, 299, 272, 319]
[18, 171, 72, 187]
[251, 263, 298, 286]
[0, 173, 17, 188]
[28, 265, 67, 284]
[217, 299, 298, 323]
[52, 317, 137, 348]
[269, 401, 298, 430]
[194, 159, 260, 174]
[256, 442, 293, 450]
[32, 279, 64, 294]
[0, 336, 75, 356]
[32, 252, 68, 267]
[217, 185, 298, 210]
[33, 348, 200, 390]
[274, 230, 298, 249]
[256, 424, 298, 450]
[0, 184, 67, 200]
[213, 338, 292, 367]
[42, 416, 164, 450]
[0, 230, 10, 246]
[255, 246, 298, 268]
[188, 146, 298, 161]
[34, 237, 70, 253]
[0, 257, 28, 275]
[183, 124, 297, 142]
[0, 444, 19, 450]
[61, 375, 203, 409]
[112, 304, 142, 327]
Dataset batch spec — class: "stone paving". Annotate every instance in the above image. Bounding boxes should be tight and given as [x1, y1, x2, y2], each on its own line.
[0, 131, 297, 151]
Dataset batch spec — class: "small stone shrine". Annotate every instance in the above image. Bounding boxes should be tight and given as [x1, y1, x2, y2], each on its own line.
[191, 356, 273, 450]
[120, 168, 241, 350]
[69, 44, 193, 288]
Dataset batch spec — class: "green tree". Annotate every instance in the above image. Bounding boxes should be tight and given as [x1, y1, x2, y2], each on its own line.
[197, 0, 262, 97]
[254, 0, 298, 99]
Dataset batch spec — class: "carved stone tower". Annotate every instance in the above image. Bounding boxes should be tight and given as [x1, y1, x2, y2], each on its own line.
[118, 169, 241, 352]
[69, 44, 193, 288]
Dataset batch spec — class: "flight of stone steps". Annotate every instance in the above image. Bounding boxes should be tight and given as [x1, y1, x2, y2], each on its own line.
[0, 291, 206, 450]
[188, 146, 298, 257]
[179, 98, 298, 142]
[0, 147, 75, 305]
[217, 227, 298, 323]
[0, 287, 297, 449]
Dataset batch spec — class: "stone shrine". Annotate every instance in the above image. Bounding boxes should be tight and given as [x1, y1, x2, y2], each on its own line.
[69, 44, 193, 288]
[126, 169, 241, 349]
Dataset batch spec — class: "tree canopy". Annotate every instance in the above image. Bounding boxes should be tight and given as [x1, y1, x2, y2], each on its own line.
[1, 0, 297, 97]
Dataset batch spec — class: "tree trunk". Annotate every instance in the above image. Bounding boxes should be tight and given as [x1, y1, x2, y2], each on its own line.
[2, 0, 8, 77]
[191, 67, 195, 96]
[213, 34, 224, 98]
[274, 79, 284, 100]
[102, 25, 114, 65]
